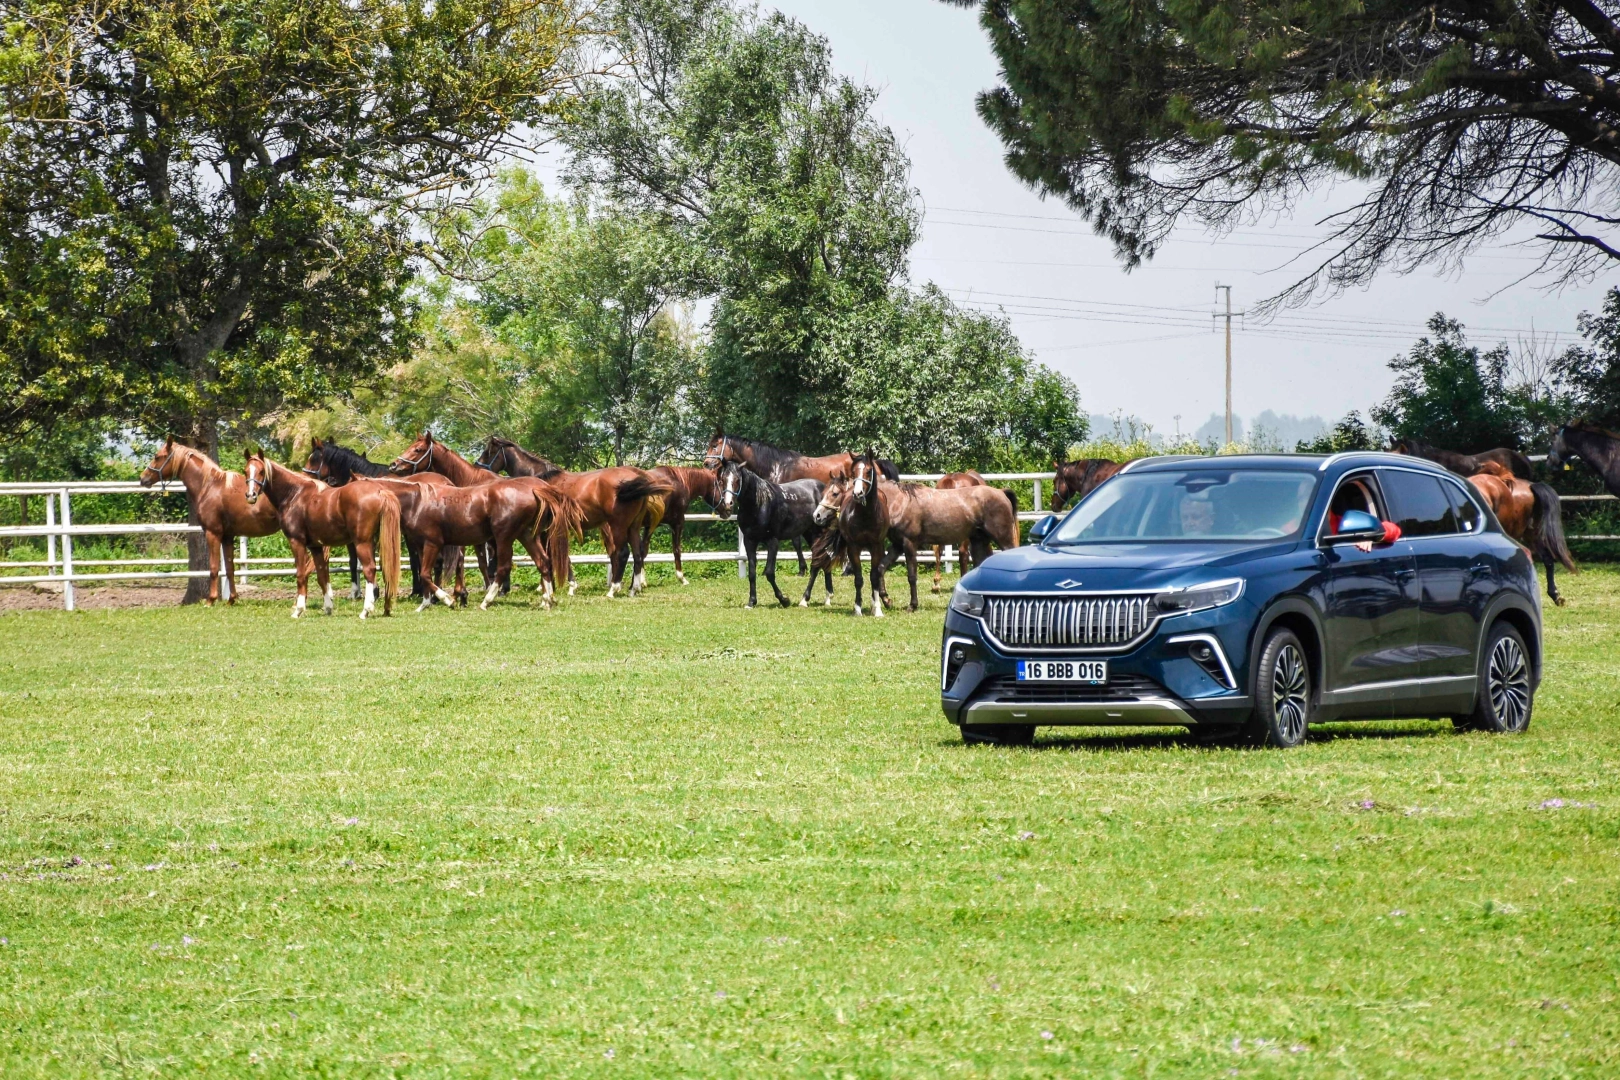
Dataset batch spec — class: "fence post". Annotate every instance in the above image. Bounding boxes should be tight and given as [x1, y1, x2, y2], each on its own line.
[736, 523, 746, 579]
[45, 493, 57, 577]
[1032, 479, 1043, 514]
[59, 488, 75, 611]
[217, 537, 230, 602]
[944, 544, 955, 576]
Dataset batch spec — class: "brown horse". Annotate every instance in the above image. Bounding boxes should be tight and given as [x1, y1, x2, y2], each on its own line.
[810, 450, 891, 617]
[881, 481, 1021, 611]
[1389, 438, 1535, 481]
[474, 436, 672, 597]
[645, 465, 718, 585]
[1051, 458, 1125, 511]
[1466, 471, 1577, 606]
[929, 471, 1018, 593]
[372, 473, 581, 611]
[138, 438, 283, 605]
[243, 453, 401, 618]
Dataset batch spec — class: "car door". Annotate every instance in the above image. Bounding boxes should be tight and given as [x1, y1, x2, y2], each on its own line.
[1378, 468, 1483, 681]
[1318, 472, 1421, 718]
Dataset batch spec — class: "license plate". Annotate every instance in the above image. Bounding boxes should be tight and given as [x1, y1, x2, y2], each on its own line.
[1017, 659, 1108, 683]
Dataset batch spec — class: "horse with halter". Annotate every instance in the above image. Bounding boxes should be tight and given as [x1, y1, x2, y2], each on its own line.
[139, 438, 282, 605]
[1051, 458, 1126, 511]
[810, 449, 891, 617]
[1464, 463, 1577, 606]
[474, 436, 673, 597]
[1388, 438, 1535, 481]
[711, 460, 831, 607]
[645, 465, 719, 585]
[704, 434, 901, 573]
[1549, 420, 1620, 497]
[929, 471, 1018, 593]
[304, 437, 464, 603]
[880, 480, 1021, 612]
[243, 451, 401, 618]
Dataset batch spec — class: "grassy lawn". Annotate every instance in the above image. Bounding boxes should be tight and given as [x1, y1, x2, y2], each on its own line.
[1, 561, 1616, 1078]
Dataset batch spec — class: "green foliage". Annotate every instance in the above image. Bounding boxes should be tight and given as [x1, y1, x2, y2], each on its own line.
[944, 0, 1620, 298]
[1559, 288, 1620, 431]
[0, 0, 586, 452]
[1372, 316, 1523, 451]
[1296, 411, 1381, 454]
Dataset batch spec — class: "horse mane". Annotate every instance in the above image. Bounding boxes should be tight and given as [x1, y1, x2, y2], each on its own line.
[489, 436, 565, 479]
[1571, 418, 1620, 440]
[320, 441, 387, 478]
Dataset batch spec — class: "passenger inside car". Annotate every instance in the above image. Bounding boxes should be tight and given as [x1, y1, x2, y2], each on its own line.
[1328, 478, 1402, 552]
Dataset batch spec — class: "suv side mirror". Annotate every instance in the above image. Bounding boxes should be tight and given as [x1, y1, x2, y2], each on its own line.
[1326, 509, 1385, 545]
[1027, 513, 1059, 544]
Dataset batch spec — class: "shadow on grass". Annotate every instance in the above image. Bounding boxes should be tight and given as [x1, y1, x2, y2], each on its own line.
[939, 718, 1457, 754]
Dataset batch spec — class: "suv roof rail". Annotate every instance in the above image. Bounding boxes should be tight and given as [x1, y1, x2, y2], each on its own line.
[1119, 454, 1204, 474]
[1317, 450, 1444, 472]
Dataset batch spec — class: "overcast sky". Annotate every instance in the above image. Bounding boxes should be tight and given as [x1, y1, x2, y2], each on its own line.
[768, 0, 1616, 439]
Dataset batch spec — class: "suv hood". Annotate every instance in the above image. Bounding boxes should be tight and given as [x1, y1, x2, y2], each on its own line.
[964, 541, 1296, 593]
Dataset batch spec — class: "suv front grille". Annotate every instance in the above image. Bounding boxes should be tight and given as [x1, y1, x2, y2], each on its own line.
[972, 673, 1167, 705]
[982, 594, 1155, 649]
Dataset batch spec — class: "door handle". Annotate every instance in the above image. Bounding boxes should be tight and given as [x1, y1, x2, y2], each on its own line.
[1467, 564, 1491, 580]
[1393, 567, 1416, 582]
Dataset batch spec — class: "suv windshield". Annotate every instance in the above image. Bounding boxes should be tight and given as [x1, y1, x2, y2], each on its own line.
[1051, 469, 1319, 543]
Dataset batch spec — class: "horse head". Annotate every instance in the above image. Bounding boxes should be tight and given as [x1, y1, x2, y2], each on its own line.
[475, 436, 511, 473]
[138, 436, 183, 488]
[713, 460, 745, 520]
[1051, 460, 1076, 510]
[849, 449, 879, 506]
[303, 437, 331, 481]
[703, 433, 738, 468]
[1548, 426, 1571, 470]
[243, 450, 270, 505]
[390, 430, 435, 475]
[813, 470, 847, 526]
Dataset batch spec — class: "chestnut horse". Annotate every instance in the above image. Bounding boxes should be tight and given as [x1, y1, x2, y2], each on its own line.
[881, 481, 1021, 612]
[474, 436, 673, 597]
[139, 438, 282, 605]
[645, 465, 718, 585]
[1051, 458, 1125, 511]
[243, 452, 400, 618]
[1466, 469, 1577, 606]
[930, 471, 1018, 593]
[1389, 438, 1535, 481]
[810, 450, 891, 617]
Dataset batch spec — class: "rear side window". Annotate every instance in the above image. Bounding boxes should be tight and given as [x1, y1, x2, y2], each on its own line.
[1444, 480, 1484, 533]
[1380, 469, 1457, 537]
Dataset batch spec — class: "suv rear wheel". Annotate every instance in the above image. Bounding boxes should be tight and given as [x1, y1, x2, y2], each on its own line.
[1246, 628, 1313, 748]
[1459, 621, 1534, 733]
[960, 723, 1036, 747]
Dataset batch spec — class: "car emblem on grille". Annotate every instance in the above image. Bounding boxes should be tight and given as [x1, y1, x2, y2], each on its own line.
[1055, 579, 1083, 589]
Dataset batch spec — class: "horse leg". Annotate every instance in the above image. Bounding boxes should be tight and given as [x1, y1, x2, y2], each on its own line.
[450, 548, 468, 607]
[766, 538, 789, 607]
[311, 546, 333, 616]
[289, 539, 310, 618]
[672, 517, 687, 585]
[932, 545, 944, 594]
[871, 545, 888, 618]
[481, 535, 513, 609]
[349, 546, 362, 600]
[417, 541, 453, 612]
[906, 541, 920, 612]
[519, 531, 554, 610]
[630, 514, 651, 596]
[222, 534, 239, 605]
[203, 529, 223, 606]
[851, 545, 865, 617]
[744, 534, 759, 608]
[352, 538, 378, 619]
[1545, 556, 1564, 607]
[793, 536, 806, 575]
[407, 541, 425, 600]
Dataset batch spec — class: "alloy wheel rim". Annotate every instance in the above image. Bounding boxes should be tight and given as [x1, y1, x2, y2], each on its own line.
[1271, 643, 1309, 742]
[1488, 636, 1531, 731]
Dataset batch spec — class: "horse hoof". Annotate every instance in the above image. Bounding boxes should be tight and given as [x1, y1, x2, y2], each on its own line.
[1554, 596, 1567, 607]
[799, 599, 808, 608]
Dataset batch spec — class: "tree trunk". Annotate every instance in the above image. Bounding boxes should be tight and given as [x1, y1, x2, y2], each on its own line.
[181, 414, 220, 605]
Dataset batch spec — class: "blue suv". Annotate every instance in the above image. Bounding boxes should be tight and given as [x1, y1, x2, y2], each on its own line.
[941, 453, 1542, 747]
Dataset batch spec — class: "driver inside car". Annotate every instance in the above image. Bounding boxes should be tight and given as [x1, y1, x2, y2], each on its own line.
[1328, 479, 1402, 552]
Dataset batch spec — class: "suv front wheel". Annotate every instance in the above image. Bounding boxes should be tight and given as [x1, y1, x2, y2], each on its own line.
[1247, 628, 1313, 748]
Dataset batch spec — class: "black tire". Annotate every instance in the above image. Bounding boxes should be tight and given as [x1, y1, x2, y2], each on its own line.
[960, 724, 1036, 747]
[1246, 628, 1313, 748]
[1461, 621, 1534, 733]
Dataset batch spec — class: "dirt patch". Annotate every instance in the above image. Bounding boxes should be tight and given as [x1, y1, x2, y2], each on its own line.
[0, 582, 299, 612]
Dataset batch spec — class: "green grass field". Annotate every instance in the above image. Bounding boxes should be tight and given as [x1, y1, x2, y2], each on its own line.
[1, 562, 1617, 1078]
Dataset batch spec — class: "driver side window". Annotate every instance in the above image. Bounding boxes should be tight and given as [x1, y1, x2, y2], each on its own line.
[1323, 472, 1387, 535]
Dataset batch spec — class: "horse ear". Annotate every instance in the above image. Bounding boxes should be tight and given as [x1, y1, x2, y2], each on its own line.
[312, 436, 323, 449]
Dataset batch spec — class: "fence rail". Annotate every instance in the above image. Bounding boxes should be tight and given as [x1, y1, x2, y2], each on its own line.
[5, 471, 1616, 611]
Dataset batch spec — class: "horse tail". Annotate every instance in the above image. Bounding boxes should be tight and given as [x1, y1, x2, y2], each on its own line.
[640, 494, 667, 532]
[1510, 450, 1535, 480]
[1000, 487, 1018, 514]
[532, 486, 584, 590]
[379, 495, 401, 615]
[614, 472, 676, 507]
[1531, 482, 1577, 571]
[986, 489, 1020, 550]
[879, 458, 900, 481]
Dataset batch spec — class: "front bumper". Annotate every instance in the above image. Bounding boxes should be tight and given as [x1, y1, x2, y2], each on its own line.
[941, 606, 1255, 728]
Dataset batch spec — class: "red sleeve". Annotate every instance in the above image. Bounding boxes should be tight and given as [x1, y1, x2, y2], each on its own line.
[1381, 521, 1402, 543]
[1328, 512, 1341, 534]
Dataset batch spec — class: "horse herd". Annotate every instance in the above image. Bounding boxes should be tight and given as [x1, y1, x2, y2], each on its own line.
[137, 421, 1620, 617]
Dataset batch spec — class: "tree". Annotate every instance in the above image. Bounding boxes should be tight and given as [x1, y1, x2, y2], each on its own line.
[1558, 287, 1620, 429]
[0, 0, 588, 455]
[1295, 412, 1380, 454]
[944, 0, 1620, 301]
[1373, 316, 1521, 450]
[563, 0, 919, 449]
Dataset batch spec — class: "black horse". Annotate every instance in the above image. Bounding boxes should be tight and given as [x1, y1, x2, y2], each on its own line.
[1550, 421, 1620, 496]
[712, 460, 832, 607]
[304, 438, 455, 602]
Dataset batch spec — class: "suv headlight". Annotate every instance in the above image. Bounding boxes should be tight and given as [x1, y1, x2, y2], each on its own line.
[949, 583, 985, 617]
[1154, 578, 1243, 615]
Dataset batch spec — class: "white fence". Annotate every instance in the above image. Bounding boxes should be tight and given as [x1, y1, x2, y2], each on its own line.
[0, 473, 1062, 610]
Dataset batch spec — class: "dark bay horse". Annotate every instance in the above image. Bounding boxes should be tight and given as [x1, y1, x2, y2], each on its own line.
[1052, 458, 1125, 511]
[244, 452, 401, 618]
[1549, 421, 1620, 497]
[475, 436, 673, 597]
[930, 471, 1018, 592]
[1389, 438, 1534, 481]
[139, 439, 282, 605]
[305, 437, 462, 602]
[712, 461, 830, 607]
[811, 450, 891, 617]
[704, 434, 900, 573]
[647, 465, 719, 585]
[1466, 467, 1577, 606]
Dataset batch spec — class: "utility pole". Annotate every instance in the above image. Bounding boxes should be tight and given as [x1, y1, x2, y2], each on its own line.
[1213, 284, 1244, 445]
